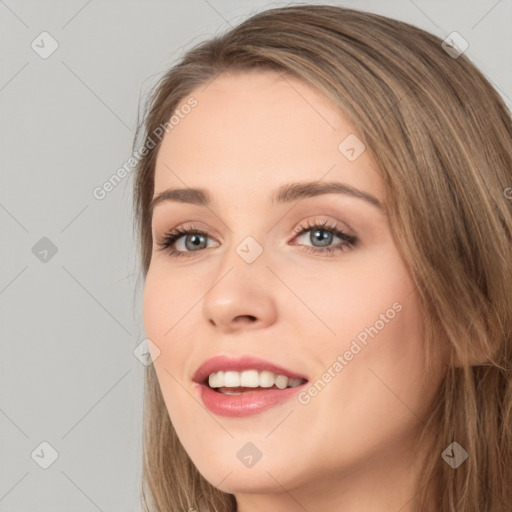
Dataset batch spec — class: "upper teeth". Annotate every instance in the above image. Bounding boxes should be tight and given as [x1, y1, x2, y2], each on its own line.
[208, 370, 305, 390]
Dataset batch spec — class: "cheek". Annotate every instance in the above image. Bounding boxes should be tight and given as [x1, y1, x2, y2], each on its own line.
[312, 248, 427, 403]
[142, 272, 166, 345]
[142, 267, 185, 358]
[142, 264, 195, 336]
[141, 274, 192, 414]
[337, 252, 424, 379]
[287, 248, 414, 341]
[142, 265, 205, 386]
[322, 283, 427, 430]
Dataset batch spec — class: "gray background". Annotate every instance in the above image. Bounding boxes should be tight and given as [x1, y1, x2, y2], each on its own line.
[0, 0, 510, 510]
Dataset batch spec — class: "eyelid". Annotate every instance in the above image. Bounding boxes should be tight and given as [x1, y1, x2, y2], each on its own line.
[153, 215, 354, 243]
[289, 218, 358, 249]
[153, 220, 221, 241]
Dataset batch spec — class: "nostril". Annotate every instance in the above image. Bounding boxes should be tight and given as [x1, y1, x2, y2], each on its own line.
[234, 315, 257, 323]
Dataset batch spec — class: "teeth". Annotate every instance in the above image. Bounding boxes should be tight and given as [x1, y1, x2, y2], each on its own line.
[260, 370, 276, 388]
[207, 370, 305, 389]
[224, 371, 240, 387]
[241, 370, 259, 387]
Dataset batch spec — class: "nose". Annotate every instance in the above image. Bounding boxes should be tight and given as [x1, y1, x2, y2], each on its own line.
[201, 244, 278, 333]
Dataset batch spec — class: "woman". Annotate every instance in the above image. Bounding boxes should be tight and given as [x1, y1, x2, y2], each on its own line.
[132, 4, 512, 511]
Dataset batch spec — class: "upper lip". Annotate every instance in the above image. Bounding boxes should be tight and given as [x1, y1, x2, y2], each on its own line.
[192, 355, 309, 384]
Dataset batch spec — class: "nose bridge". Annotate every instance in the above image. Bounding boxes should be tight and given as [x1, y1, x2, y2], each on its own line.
[217, 206, 270, 268]
[215, 230, 268, 287]
[201, 226, 277, 330]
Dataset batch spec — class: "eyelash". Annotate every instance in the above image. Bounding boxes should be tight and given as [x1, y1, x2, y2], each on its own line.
[156, 219, 358, 259]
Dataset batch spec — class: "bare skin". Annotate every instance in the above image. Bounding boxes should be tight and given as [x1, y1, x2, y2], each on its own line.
[143, 70, 444, 511]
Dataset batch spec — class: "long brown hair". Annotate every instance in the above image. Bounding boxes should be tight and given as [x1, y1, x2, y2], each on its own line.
[132, 5, 512, 511]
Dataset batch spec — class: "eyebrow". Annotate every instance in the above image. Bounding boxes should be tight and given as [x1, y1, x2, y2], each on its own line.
[149, 181, 384, 214]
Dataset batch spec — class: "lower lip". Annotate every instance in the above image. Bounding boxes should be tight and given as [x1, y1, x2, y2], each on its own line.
[196, 383, 307, 417]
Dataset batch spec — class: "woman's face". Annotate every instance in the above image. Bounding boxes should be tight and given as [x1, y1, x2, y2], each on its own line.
[143, 71, 444, 506]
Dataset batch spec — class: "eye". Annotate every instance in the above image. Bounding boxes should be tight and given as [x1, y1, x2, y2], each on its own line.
[291, 219, 357, 256]
[155, 219, 358, 259]
[155, 223, 218, 259]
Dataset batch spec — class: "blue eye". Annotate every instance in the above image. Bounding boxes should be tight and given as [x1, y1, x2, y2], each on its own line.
[291, 219, 357, 255]
[156, 223, 213, 259]
[156, 219, 357, 259]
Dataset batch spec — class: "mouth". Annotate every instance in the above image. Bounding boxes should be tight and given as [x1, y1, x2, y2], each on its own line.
[203, 369, 307, 395]
[193, 354, 309, 391]
[192, 355, 309, 415]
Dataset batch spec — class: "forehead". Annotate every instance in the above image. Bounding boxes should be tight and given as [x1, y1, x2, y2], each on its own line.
[153, 71, 383, 208]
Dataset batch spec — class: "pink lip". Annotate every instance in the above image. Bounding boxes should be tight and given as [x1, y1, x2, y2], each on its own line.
[192, 355, 308, 385]
[197, 383, 307, 417]
[192, 355, 309, 418]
